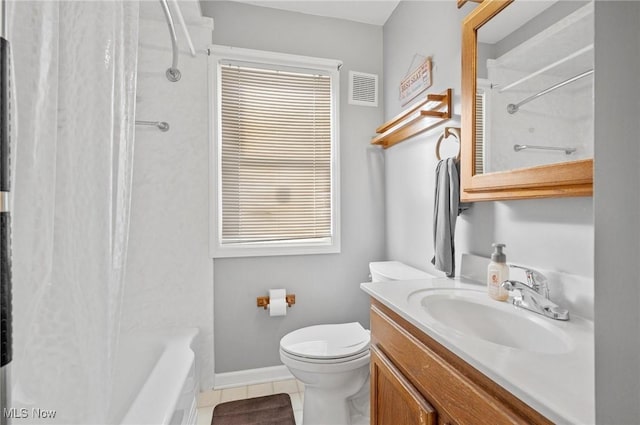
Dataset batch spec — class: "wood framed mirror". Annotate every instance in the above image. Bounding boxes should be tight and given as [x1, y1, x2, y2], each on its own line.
[460, 0, 593, 202]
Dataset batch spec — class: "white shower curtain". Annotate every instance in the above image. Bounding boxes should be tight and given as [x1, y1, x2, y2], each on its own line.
[8, 1, 138, 423]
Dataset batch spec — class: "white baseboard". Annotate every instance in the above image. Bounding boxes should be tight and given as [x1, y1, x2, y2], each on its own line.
[213, 365, 294, 389]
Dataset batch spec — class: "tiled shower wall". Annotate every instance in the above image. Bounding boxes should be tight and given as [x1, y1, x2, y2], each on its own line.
[122, 6, 215, 390]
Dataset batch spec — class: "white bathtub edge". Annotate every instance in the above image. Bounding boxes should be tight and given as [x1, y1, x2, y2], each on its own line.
[120, 328, 199, 425]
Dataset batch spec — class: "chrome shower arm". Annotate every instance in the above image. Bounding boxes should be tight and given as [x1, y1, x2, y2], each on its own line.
[159, 0, 181, 82]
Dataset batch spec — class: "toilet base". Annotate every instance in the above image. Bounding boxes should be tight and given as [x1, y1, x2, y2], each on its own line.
[296, 366, 369, 425]
[303, 386, 351, 425]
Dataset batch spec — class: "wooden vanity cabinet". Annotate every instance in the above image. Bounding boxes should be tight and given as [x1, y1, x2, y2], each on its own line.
[369, 300, 552, 425]
[370, 344, 435, 425]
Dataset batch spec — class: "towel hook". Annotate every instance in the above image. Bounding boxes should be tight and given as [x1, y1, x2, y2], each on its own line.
[435, 127, 461, 161]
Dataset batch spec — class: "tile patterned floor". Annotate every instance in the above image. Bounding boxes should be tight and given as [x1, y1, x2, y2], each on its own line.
[196, 379, 305, 425]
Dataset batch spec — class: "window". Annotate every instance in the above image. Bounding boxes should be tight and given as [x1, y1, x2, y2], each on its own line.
[475, 87, 486, 175]
[476, 78, 492, 175]
[209, 46, 341, 258]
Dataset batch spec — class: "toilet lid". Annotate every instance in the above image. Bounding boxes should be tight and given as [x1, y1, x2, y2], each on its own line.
[280, 322, 370, 360]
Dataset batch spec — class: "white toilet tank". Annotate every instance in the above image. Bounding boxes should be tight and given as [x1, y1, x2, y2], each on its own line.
[369, 261, 432, 282]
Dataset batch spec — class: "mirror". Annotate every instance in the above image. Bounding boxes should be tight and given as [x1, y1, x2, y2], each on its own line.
[461, 0, 593, 201]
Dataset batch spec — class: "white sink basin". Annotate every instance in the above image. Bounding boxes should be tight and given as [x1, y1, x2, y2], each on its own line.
[407, 288, 572, 354]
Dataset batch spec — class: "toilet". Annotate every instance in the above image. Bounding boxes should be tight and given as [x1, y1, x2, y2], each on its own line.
[279, 261, 432, 425]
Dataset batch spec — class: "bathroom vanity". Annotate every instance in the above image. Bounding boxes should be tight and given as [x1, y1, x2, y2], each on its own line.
[361, 278, 594, 424]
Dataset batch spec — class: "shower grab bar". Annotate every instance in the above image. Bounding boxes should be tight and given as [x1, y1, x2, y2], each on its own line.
[136, 120, 170, 132]
[514, 144, 576, 155]
[160, 0, 181, 82]
[507, 69, 594, 114]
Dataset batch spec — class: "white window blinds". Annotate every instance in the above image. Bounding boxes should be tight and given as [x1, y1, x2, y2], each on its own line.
[220, 64, 333, 244]
[475, 89, 485, 175]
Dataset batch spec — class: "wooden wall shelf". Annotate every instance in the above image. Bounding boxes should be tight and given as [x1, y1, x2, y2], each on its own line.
[457, 0, 484, 9]
[371, 89, 452, 149]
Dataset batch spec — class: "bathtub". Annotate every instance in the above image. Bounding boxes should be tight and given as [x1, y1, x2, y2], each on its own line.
[110, 328, 199, 425]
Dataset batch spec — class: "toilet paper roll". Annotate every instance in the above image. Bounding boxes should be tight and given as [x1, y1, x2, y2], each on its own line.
[268, 289, 287, 317]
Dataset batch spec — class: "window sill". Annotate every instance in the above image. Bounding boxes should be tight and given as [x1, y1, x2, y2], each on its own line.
[211, 239, 340, 258]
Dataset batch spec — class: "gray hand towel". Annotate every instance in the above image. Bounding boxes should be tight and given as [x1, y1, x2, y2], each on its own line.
[431, 158, 468, 277]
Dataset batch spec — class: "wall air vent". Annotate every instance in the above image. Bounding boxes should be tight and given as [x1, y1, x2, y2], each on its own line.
[348, 71, 378, 107]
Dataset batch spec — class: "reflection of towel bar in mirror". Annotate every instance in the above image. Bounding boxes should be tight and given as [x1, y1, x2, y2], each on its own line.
[436, 127, 461, 161]
[514, 144, 576, 155]
[507, 69, 594, 114]
[135, 120, 170, 132]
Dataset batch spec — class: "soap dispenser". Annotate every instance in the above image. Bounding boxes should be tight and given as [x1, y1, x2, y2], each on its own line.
[487, 243, 509, 301]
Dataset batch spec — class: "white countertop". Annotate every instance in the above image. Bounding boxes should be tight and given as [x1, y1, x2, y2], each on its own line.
[361, 277, 595, 425]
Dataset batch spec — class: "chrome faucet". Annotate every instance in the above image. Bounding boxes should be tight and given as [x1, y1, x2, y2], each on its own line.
[500, 266, 570, 321]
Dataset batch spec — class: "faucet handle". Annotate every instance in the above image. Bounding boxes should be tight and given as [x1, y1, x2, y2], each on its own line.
[500, 280, 527, 305]
[525, 269, 549, 298]
[500, 280, 529, 294]
[508, 265, 549, 298]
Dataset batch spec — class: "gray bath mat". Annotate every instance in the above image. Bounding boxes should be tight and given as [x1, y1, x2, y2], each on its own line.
[211, 393, 296, 425]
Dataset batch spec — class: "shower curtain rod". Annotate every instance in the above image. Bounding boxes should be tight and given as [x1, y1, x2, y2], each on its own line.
[160, 0, 181, 82]
[171, 0, 196, 57]
[507, 69, 594, 114]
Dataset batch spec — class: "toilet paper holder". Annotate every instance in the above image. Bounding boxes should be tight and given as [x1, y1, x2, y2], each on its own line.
[257, 294, 296, 310]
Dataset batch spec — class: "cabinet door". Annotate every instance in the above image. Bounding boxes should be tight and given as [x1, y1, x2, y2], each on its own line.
[370, 345, 436, 425]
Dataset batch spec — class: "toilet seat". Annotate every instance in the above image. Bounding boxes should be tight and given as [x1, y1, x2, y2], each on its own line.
[280, 345, 369, 365]
[280, 346, 370, 375]
[280, 322, 370, 362]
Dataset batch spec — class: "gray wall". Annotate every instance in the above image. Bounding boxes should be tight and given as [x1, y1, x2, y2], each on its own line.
[383, 1, 496, 273]
[200, 1, 385, 373]
[594, 2, 640, 422]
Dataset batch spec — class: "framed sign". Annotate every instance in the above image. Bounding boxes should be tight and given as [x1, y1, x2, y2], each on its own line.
[400, 56, 432, 106]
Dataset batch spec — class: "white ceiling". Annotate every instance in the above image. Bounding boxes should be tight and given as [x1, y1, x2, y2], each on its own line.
[222, 0, 401, 26]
